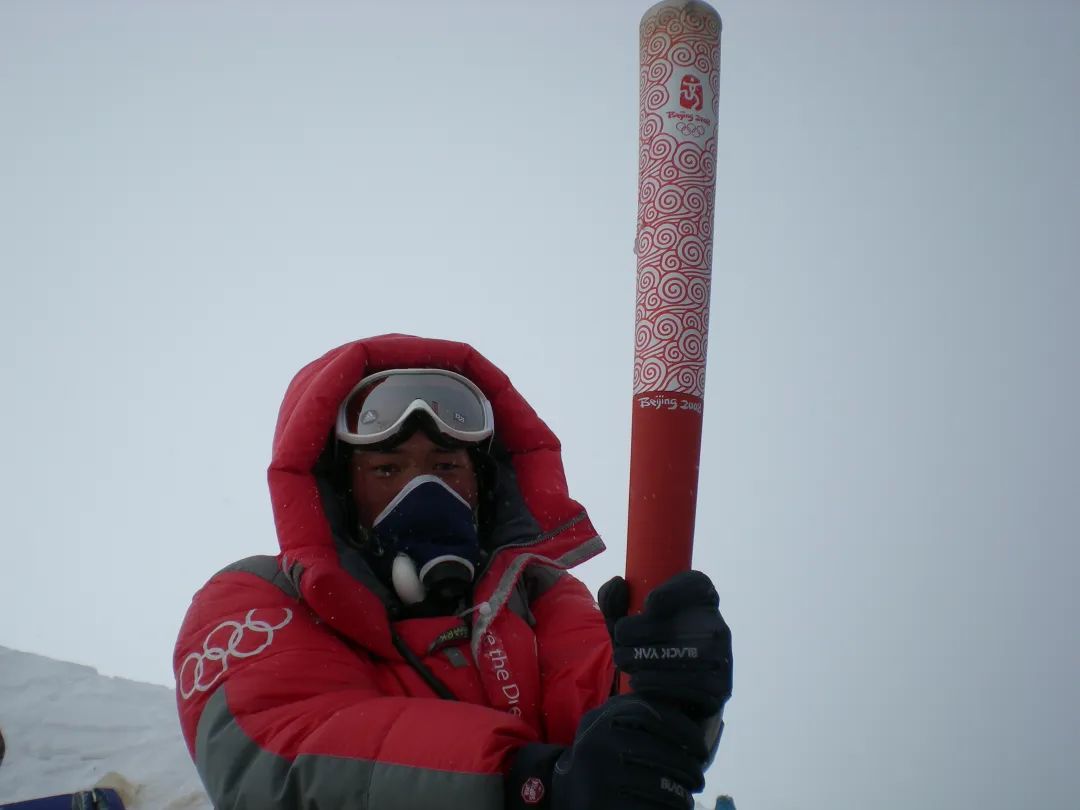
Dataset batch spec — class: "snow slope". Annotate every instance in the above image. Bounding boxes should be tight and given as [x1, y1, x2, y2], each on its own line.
[0, 646, 209, 808]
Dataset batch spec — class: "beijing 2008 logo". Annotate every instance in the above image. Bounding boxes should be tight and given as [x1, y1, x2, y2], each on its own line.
[679, 74, 704, 111]
[178, 607, 293, 700]
[521, 777, 546, 805]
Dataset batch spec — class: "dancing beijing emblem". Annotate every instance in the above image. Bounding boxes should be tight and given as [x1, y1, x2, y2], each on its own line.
[679, 74, 704, 111]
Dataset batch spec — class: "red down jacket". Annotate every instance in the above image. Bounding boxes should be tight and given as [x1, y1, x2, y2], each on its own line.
[173, 335, 614, 808]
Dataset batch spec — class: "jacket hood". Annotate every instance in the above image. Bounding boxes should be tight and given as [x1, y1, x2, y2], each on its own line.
[267, 335, 604, 653]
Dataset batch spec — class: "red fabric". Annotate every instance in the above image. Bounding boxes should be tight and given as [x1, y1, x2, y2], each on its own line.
[174, 335, 613, 789]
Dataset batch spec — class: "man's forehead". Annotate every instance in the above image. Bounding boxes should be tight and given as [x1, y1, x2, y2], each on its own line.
[358, 446, 463, 455]
[353, 443, 468, 460]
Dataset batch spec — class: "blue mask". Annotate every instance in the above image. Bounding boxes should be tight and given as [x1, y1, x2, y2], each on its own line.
[369, 475, 482, 605]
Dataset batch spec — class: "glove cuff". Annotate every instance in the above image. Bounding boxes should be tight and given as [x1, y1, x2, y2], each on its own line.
[506, 743, 564, 809]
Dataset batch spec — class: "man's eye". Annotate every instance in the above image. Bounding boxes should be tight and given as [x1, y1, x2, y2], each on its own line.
[371, 464, 397, 477]
[434, 461, 461, 472]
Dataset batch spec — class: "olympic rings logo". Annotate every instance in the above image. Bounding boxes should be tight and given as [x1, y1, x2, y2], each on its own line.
[676, 121, 707, 138]
[178, 607, 293, 700]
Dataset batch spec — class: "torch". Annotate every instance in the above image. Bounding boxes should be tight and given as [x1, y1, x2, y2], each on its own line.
[626, 0, 722, 614]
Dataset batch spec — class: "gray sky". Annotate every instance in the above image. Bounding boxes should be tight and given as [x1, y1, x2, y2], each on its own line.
[2, 1, 1078, 808]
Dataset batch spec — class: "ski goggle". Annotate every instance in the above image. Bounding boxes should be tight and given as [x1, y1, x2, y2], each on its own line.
[335, 368, 495, 447]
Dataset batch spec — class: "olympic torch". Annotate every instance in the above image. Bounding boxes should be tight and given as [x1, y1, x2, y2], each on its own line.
[625, 0, 722, 614]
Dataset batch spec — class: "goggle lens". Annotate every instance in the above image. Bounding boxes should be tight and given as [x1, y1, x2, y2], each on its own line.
[338, 370, 493, 445]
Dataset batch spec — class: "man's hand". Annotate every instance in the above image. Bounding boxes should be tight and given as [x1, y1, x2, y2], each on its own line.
[609, 570, 733, 720]
[507, 694, 707, 810]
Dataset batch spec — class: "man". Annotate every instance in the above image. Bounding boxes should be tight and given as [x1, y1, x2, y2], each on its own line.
[174, 334, 731, 808]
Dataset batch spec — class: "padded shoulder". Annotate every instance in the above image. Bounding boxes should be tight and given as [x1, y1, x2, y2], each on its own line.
[217, 555, 299, 600]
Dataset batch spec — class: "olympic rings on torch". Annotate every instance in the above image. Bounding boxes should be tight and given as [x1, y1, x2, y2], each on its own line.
[676, 121, 707, 138]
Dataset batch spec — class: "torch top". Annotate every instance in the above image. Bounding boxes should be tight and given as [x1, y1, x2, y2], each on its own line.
[640, 0, 722, 30]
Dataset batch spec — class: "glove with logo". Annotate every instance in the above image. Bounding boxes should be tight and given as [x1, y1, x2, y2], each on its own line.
[507, 694, 706, 810]
[606, 570, 732, 728]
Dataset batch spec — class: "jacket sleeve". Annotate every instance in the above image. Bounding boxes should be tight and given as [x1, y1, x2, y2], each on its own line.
[528, 570, 616, 745]
[174, 562, 538, 810]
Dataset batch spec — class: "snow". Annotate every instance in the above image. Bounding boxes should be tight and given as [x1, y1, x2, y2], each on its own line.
[0, 646, 209, 809]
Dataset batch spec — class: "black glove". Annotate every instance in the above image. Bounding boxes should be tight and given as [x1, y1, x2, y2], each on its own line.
[507, 695, 707, 810]
[607, 570, 732, 721]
